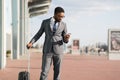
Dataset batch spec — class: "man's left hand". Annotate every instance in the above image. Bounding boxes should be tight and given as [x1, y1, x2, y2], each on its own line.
[64, 33, 71, 41]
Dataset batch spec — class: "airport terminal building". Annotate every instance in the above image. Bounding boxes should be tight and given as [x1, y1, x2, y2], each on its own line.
[0, 0, 52, 69]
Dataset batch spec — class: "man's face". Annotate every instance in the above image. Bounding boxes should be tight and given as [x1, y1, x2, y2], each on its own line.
[54, 12, 65, 22]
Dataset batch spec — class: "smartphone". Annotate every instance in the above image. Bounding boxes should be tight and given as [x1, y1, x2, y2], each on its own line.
[67, 33, 71, 35]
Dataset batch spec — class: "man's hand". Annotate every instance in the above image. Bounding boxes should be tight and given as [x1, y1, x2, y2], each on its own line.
[64, 33, 71, 41]
[26, 43, 33, 49]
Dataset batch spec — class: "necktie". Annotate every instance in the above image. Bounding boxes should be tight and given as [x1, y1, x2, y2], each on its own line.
[53, 21, 57, 33]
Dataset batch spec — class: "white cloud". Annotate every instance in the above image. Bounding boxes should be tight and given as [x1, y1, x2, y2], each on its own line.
[52, 0, 120, 16]
[30, 0, 120, 46]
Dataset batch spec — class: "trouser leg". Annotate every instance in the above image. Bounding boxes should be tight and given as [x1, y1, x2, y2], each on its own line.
[40, 54, 53, 80]
[53, 54, 63, 80]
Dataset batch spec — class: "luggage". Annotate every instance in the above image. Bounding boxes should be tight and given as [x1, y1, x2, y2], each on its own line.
[18, 71, 30, 80]
[18, 48, 30, 80]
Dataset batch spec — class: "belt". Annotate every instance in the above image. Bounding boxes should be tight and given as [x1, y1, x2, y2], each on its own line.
[52, 40, 63, 45]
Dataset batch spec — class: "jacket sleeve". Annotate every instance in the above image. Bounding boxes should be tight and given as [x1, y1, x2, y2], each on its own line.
[62, 23, 69, 43]
[30, 20, 45, 44]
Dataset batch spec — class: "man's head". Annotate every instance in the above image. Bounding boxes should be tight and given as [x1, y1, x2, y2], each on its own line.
[54, 7, 65, 22]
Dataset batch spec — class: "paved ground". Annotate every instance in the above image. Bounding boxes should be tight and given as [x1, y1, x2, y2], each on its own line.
[0, 50, 120, 80]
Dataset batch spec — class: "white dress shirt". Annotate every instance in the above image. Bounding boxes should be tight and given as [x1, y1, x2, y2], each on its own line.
[50, 17, 59, 31]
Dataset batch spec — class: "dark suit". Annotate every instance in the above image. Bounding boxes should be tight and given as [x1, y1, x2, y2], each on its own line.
[30, 17, 68, 80]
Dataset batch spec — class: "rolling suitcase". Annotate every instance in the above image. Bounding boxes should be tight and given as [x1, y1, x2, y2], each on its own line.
[18, 48, 30, 80]
[18, 71, 30, 80]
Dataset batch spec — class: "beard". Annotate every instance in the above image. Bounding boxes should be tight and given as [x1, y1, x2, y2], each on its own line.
[55, 19, 61, 22]
[54, 16, 61, 22]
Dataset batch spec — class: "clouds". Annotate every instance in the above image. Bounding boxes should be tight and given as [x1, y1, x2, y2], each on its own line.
[30, 0, 120, 46]
[50, 0, 120, 46]
[52, 0, 120, 16]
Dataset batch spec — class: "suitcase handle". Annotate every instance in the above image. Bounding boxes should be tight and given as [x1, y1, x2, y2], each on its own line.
[26, 45, 30, 72]
[26, 48, 30, 80]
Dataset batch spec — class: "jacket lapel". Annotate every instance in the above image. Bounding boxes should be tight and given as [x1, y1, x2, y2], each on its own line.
[56, 22, 61, 33]
[47, 18, 53, 32]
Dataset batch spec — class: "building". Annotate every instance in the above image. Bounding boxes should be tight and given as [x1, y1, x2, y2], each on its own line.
[0, 0, 52, 69]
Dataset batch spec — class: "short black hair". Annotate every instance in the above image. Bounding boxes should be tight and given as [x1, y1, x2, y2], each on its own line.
[54, 7, 65, 15]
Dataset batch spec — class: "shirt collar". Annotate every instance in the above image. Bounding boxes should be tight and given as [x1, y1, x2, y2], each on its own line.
[51, 17, 55, 22]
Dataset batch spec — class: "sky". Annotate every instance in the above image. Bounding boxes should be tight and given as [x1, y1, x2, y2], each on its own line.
[5, 0, 120, 46]
[30, 0, 120, 46]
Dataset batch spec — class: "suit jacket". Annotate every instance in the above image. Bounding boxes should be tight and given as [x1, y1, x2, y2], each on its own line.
[30, 17, 68, 54]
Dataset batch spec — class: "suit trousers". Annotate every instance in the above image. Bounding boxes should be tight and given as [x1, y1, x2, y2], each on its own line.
[40, 52, 63, 80]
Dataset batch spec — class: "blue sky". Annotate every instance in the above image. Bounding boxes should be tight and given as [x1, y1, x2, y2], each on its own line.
[30, 0, 120, 46]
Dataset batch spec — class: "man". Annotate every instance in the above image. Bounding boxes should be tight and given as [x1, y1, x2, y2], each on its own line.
[27, 7, 70, 80]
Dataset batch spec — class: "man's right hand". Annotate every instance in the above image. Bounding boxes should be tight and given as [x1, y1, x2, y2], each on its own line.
[26, 43, 33, 49]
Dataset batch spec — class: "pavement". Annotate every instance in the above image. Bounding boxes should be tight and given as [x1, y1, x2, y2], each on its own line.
[0, 49, 120, 80]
